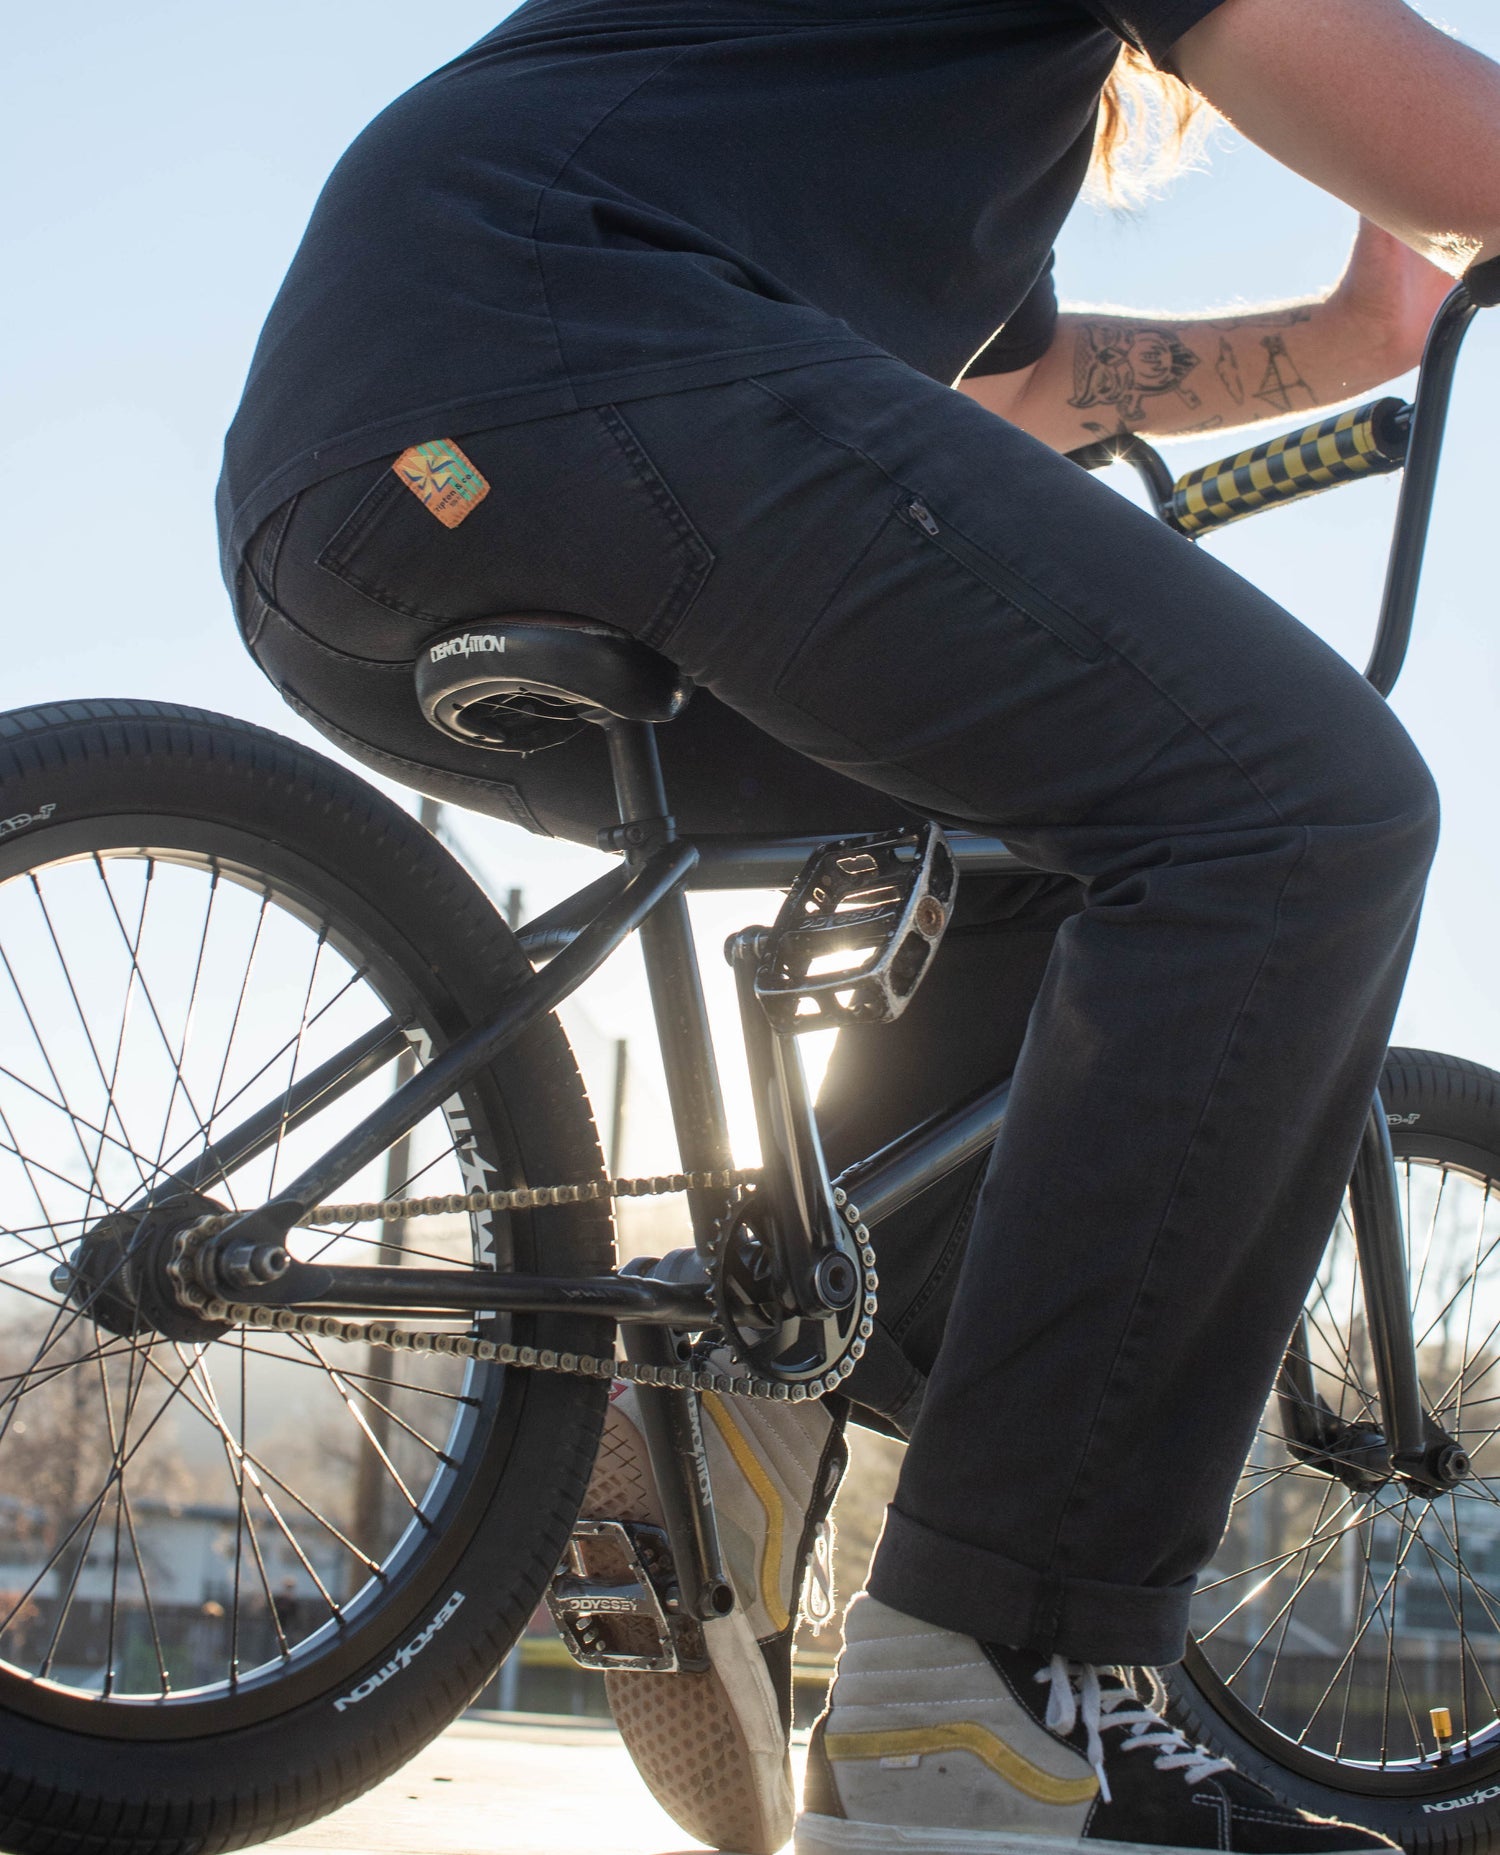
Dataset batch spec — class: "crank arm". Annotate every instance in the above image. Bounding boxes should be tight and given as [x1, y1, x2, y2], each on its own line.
[623, 1327, 735, 1622]
[728, 929, 861, 1318]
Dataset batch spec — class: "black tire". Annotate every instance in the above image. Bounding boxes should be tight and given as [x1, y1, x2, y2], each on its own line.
[1166, 1048, 1500, 1851]
[0, 700, 612, 1854]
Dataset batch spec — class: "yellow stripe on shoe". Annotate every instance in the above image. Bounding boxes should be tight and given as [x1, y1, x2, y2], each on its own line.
[704, 1393, 789, 1632]
[822, 1726, 1100, 1806]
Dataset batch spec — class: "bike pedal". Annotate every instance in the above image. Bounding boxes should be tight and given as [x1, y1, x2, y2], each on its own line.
[545, 1519, 708, 1674]
[755, 822, 956, 1030]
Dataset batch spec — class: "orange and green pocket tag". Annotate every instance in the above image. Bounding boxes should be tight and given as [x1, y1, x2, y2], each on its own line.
[391, 439, 490, 529]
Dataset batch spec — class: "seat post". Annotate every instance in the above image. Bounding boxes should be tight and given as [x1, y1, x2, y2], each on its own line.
[604, 721, 734, 1253]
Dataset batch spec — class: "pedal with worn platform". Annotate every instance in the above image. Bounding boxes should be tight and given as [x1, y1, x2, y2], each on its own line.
[754, 822, 956, 1030]
[545, 1518, 708, 1674]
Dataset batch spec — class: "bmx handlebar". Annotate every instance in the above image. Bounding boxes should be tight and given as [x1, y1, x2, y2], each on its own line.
[1067, 251, 1500, 696]
[1166, 397, 1409, 538]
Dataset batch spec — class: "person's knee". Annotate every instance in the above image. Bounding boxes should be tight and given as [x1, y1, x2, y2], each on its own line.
[1361, 721, 1439, 853]
[1308, 717, 1440, 897]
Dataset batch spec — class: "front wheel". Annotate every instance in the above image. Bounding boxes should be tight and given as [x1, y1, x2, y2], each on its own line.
[0, 701, 612, 1855]
[1167, 1049, 1500, 1850]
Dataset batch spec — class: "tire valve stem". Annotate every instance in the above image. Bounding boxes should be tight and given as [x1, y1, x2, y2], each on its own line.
[1431, 1706, 1453, 1763]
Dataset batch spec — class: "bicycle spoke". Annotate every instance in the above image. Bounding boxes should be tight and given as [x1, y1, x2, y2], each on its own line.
[1219, 1505, 1355, 1686]
[266, 931, 333, 1202]
[175, 1348, 368, 1611]
[1192, 1145, 1500, 1771]
[0, 841, 510, 1706]
[0, 934, 120, 1217]
[288, 1332, 459, 1465]
[1295, 1511, 1423, 1748]
[91, 858, 220, 1165]
[0, 1346, 197, 1644]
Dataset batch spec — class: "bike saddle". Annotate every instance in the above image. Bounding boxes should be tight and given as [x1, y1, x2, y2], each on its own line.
[415, 615, 692, 752]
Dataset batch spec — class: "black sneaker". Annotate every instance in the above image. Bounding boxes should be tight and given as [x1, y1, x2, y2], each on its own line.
[797, 1594, 1394, 1855]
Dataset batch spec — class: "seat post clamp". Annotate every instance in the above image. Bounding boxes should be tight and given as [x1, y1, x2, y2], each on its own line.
[598, 814, 677, 857]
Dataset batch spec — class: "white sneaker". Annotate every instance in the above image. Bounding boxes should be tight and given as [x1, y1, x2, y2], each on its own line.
[797, 1596, 1394, 1855]
[582, 1378, 847, 1853]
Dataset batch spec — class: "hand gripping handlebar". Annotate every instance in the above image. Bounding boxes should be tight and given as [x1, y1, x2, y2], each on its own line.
[1066, 251, 1498, 697]
[1164, 244, 1497, 537]
[1463, 250, 1500, 309]
[1069, 251, 1500, 544]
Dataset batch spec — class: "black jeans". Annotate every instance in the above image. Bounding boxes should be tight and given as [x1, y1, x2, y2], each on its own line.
[233, 354, 1439, 1666]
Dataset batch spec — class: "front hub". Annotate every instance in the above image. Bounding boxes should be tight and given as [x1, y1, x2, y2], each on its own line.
[58, 1192, 232, 1344]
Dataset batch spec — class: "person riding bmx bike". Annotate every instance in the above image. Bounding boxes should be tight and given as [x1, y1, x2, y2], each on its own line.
[217, 1, 1500, 1849]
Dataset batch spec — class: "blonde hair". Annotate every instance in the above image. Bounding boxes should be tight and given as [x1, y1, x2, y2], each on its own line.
[1089, 45, 1214, 203]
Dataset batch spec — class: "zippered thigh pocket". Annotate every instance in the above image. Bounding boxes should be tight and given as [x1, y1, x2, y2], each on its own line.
[895, 495, 1105, 663]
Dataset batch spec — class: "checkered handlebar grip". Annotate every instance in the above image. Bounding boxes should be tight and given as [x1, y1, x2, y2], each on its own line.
[1167, 397, 1410, 538]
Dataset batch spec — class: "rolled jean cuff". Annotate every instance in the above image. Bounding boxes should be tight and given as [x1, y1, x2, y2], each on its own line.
[867, 1505, 1195, 1667]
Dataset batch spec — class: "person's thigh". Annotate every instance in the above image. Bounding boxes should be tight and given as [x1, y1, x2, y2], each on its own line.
[619, 356, 1428, 859]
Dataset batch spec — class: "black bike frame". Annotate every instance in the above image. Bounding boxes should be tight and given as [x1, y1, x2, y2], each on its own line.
[202, 271, 1496, 1523]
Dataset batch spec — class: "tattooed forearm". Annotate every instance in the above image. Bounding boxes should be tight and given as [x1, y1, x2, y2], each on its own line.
[1207, 307, 1320, 416]
[1208, 306, 1313, 333]
[1249, 334, 1318, 413]
[1215, 337, 1244, 405]
[1066, 314, 1320, 435]
[1067, 322, 1203, 426]
[963, 289, 1387, 455]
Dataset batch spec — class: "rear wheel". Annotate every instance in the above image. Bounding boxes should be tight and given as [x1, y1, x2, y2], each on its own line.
[1168, 1049, 1500, 1850]
[0, 700, 611, 1854]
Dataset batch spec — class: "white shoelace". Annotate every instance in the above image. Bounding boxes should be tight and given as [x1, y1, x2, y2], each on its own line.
[801, 1517, 837, 1629]
[1036, 1658, 1234, 1805]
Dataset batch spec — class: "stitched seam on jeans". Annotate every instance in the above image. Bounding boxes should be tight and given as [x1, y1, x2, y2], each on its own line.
[895, 498, 1104, 664]
[255, 596, 416, 674]
[750, 373, 1292, 823]
[272, 683, 552, 836]
[236, 499, 299, 652]
[889, 1158, 987, 1343]
[747, 375, 906, 492]
[594, 405, 714, 648]
[529, 48, 698, 405]
[316, 470, 403, 573]
[1042, 824, 1312, 1578]
[1105, 655, 1291, 826]
[768, 511, 900, 760]
[256, 496, 298, 601]
[315, 470, 460, 623]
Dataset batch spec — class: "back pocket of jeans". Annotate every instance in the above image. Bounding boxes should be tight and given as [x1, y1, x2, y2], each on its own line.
[314, 414, 713, 651]
[314, 467, 476, 623]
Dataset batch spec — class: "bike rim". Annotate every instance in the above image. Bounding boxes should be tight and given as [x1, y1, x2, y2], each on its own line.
[1187, 1147, 1500, 1789]
[0, 830, 518, 1722]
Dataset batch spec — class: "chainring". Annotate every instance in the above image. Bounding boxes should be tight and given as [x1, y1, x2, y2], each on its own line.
[710, 1191, 878, 1392]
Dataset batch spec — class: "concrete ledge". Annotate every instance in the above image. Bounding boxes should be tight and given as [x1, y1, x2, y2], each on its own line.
[267, 1712, 808, 1854]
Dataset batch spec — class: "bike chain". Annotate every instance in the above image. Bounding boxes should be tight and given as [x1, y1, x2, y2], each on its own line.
[167, 1170, 877, 1403]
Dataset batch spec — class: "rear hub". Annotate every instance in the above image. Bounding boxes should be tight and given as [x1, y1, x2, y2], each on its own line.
[56, 1192, 232, 1344]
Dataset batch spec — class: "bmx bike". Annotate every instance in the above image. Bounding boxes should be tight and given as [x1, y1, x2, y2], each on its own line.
[0, 257, 1496, 1855]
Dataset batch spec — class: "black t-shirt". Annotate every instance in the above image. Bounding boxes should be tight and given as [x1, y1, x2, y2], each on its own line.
[217, 0, 1226, 570]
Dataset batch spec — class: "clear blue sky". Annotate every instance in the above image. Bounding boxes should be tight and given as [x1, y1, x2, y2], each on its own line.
[4, 2, 1499, 1162]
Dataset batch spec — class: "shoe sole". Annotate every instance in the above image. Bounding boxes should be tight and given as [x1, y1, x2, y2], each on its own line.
[588, 1395, 794, 1855]
[796, 1815, 1384, 1855]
